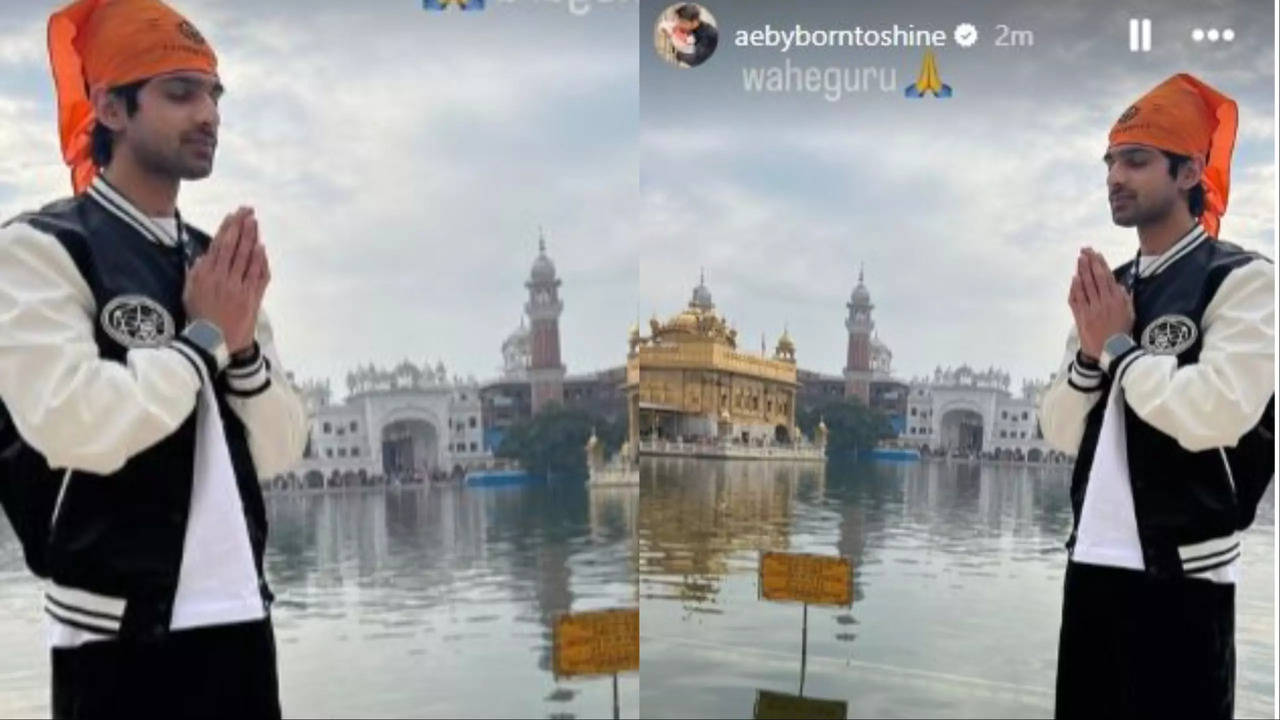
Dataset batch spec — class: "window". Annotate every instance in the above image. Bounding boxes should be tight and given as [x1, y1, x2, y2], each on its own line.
[910, 407, 917, 417]
[1000, 430, 1007, 438]
[325, 448, 333, 458]
[460, 393, 467, 401]
[323, 422, 331, 434]
[351, 421, 358, 432]
[1001, 411, 1007, 420]
[352, 447, 360, 457]
[469, 417, 477, 428]
[469, 442, 477, 452]
[1022, 411, 1029, 421]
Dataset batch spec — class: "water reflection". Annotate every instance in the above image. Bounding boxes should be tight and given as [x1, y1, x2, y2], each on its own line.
[639, 458, 1274, 719]
[640, 458, 825, 610]
[0, 482, 639, 719]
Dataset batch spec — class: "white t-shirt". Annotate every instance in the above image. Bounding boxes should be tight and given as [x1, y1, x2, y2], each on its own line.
[1071, 381, 1145, 570]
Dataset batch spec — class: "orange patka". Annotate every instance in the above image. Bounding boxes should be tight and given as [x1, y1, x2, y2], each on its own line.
[1109, 73, 1238, 238]
[48, 0, 218, 193]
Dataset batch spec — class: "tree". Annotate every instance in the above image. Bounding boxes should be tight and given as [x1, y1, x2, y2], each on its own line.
[796, 396, 894, 458]
[495, 402, 626, 479]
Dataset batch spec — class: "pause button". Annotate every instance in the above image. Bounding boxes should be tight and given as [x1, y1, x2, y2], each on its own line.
[1130, 18, 1152, 52]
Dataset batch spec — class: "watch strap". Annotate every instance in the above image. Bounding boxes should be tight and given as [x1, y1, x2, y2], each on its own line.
[1101, 334, 1140, 378]
[174, 319, 229, 382]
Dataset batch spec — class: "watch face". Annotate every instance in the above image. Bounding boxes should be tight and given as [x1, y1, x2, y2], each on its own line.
[1104, 336, 1131, 362]
[188, 320, 224, 350]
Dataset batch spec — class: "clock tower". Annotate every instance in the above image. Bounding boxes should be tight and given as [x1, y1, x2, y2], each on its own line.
[844, 266, 874, 404]
[526, 229, 565, 414]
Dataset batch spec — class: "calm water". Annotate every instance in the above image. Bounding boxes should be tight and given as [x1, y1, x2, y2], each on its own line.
[0, 482, 639, 718]
[638, 458, 1276, 719]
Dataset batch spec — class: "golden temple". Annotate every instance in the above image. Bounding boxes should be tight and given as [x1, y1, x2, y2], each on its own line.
[625, 274, 813, 456]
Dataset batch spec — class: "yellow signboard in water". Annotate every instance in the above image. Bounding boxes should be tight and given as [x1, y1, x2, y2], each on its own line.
[759, 552, 852, 606]
[552, 607, 640, 678]
[754, 689, 848, 719]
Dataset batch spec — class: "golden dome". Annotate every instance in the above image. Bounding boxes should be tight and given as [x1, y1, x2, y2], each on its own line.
[671, 310, 700, 332]
[774, 326, 796, 361]
[643, 273, 740, 349]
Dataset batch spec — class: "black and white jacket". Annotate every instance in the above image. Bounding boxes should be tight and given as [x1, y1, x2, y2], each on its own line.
[0, 177, 308, 641]
[1039, 223, 1275, 582]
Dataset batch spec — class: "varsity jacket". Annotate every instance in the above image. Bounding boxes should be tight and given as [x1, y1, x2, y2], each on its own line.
[1039, 223, 1275, 580]
[0, 176, 308, 639]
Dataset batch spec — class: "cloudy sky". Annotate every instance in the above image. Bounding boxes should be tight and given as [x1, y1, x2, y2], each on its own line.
[639, 0, 1275, 390]
[1, 0, 638, 394]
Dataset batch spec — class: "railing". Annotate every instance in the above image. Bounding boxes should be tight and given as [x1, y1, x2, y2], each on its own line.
[638, 438, 825, 461]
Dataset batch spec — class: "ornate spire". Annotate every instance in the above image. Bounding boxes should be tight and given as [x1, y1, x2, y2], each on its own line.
[538, 225, 546, 254]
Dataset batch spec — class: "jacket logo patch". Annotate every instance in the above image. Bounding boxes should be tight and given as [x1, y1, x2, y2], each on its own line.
[1141, 314, 1198, 355]
[101, 295, 175, 348]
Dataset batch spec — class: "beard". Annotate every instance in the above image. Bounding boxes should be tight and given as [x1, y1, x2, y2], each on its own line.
[130, 132, 215, 181]
[1110, 191, 1175, 228]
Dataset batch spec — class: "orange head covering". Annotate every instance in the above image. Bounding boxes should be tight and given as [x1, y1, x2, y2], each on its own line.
[48, 0, 218, 194]
[1108, 73, 1238, 238]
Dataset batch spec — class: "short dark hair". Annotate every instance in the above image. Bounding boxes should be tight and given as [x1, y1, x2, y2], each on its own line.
[1162, 151, 1206, 218]
[674, 3, 700, 21]
[89, 80, 146, 168]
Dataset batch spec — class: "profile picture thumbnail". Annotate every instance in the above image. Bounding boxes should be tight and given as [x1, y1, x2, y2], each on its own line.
[654, 3, 718, 68]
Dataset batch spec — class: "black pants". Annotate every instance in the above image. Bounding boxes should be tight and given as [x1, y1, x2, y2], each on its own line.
[1054, 562, 1234, 720]
[51, 618, 281, 719]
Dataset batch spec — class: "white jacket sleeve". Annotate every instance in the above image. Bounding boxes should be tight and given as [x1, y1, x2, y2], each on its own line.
[1115, 258, 1275, 452]
[0, 221, 215, 474]
[1037, 325, 1106, 455]
[223, 308, 308, 478]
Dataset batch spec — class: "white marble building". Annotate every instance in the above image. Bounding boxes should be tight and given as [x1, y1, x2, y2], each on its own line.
[285, 360, 491, 485]
[900, 365, 1066, 462]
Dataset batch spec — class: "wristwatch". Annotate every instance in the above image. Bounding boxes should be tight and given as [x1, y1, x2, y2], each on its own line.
[182, 319, 230, 372]
[1099, 333, 1138, 375]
